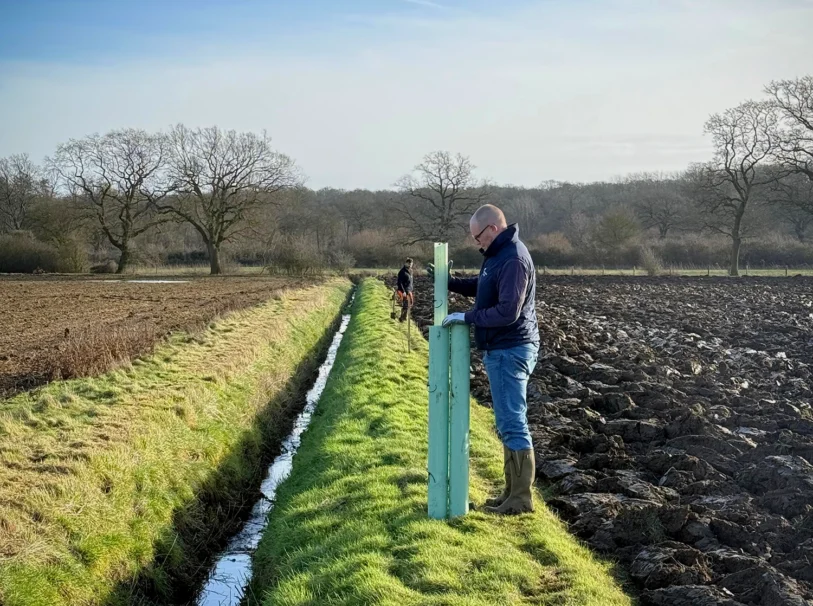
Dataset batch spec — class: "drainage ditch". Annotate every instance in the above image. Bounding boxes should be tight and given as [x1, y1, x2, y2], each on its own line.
[192, 297, 354, 606]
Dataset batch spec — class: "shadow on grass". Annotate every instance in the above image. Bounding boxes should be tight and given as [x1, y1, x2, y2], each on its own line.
[106, 291, 354, 606]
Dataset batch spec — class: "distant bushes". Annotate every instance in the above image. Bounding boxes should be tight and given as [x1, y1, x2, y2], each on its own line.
[260, 231, 813, 272]
[0, 232, 89, 274]
[638, 246, 664, 276]
[648, 234, 727, 268]
[346, 230, 423, 268]
[164, 250, 209, 265]
[739, 234, 813, 267]
[9, 223, 812, 275]
[531, 232, 580, 267]
[650, 234, 813, 269]
[448, 244, 483, 269]
[90, 260, 118, 274]
[265, 238, 324, 276]
[326, 249, 356, 273]
[526, 231, 813, 270]
[55, 238, 89, 273]
[0, 232, 62, 273]
[263, 237, 357, 276]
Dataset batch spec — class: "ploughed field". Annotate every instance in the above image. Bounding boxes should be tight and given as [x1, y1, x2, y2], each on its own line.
[0, 276, 322, 396]
[397, 274, 813, 606]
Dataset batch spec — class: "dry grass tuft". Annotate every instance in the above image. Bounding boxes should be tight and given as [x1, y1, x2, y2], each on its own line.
[38, 322, 157, 380]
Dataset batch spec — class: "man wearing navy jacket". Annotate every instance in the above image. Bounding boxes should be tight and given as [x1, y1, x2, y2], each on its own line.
[438, 204, 539, 515]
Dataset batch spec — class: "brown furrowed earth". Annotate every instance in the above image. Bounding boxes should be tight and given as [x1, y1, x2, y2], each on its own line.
[392, 274, 813, 606]
[0, 275, 324, 396]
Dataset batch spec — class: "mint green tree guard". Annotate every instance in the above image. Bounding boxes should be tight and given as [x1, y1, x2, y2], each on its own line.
[427, 243, 471, 519]
[427, 326, 450, 519]
[449, 323, 471, 517]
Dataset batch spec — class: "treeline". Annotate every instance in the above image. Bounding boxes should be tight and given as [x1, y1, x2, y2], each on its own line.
[1, 77, 812, 275]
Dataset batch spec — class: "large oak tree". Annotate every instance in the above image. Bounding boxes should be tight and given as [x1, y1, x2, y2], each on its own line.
[160, 125, 300, 275]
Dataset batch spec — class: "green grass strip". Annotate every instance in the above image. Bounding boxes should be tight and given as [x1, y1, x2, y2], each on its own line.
[0, 279, 352, 606]
[249, 279, 632, 606]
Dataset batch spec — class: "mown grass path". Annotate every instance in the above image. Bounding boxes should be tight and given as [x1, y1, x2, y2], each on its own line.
[249, 279, 632, 606]
[0, 279, 351, 606]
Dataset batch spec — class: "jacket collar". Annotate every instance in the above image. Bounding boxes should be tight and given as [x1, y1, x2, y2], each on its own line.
[482, 223, 519, 257]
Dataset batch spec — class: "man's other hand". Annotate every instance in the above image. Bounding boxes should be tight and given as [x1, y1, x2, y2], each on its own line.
[441, 312, 466, 327]
[426, 260, 453, 280]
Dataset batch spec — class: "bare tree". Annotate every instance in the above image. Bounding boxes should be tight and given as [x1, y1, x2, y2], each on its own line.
[592, 207, 640, 264]
[691, 101, 778, 276]
[50, 130, 172, 273]
[301, 188, 342, 253]
[161, 125, 300, 275]
[766, 76, 813, 181]
[333, 189, 376, 244]
[539, 180, 585, 229]
[27, 195, 93, 246]
[394, 151, 489, 244]
[555, 182, 585, 217]
[767, 171, 813, 241]
[505, 192, 547, 239]
[626, 172, 689, 238]
[565, 211, 593, 249]
[0, 154, 48, 232]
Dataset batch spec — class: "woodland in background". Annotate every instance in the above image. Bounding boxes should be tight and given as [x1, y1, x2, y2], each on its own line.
[1, 76, 812, 276]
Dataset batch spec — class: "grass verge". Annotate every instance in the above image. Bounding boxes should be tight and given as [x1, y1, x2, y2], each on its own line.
[0, 279, 352, 606]
[248, 279, 632, 606]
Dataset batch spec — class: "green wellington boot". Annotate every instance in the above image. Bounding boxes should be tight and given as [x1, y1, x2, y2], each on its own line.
[484, 445, 512, 507]
[484, 448, 535, 515]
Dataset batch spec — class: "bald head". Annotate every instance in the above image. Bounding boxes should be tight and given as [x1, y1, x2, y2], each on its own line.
[469, 204, 508, 249]
[471, 204, 507, 231]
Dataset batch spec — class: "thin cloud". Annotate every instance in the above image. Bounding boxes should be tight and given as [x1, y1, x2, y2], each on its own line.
[399, 0, 449, 10]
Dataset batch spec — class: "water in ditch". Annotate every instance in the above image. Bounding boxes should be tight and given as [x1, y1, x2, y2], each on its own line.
[193, 305, 353, 606]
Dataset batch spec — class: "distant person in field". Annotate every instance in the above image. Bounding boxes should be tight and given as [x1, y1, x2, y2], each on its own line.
[434, 204, 539, 514]
[396, 257, 414, 322]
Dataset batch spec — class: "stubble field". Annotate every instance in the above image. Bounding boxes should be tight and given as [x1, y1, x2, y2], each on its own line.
[0, 275, 323, 396]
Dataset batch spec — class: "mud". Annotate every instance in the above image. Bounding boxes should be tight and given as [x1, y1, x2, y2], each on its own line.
[393, 274, 813, 606]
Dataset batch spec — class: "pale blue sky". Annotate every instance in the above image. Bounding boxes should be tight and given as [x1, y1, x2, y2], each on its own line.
[1, 0, 812, 188]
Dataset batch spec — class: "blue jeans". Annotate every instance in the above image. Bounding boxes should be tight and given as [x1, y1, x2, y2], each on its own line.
[483, 343, 538, 451]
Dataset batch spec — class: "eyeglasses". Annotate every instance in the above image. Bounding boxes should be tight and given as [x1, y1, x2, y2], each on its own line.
[473, 224, 493, 243]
